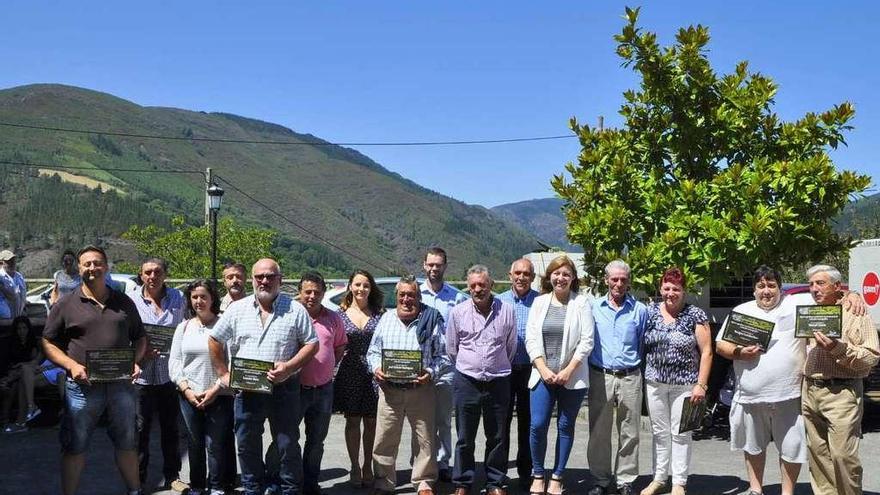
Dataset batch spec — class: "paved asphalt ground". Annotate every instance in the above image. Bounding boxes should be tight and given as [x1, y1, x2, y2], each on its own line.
[3, 405, 880, 495]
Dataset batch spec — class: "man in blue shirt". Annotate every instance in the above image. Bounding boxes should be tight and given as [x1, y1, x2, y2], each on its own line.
[587, 260, 648, 495]
[497, 258, 538, 488]
[417, 246, 467, 482]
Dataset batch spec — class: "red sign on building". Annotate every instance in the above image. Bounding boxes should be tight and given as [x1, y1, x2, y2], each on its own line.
[864, 272, 880, 306]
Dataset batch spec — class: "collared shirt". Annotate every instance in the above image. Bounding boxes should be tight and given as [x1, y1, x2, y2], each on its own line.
[210, 293, 317, 363]
[446, 297, 517, 381]
[0, 269, 27, 319]
[300, 307, 348, 387]
[219, 293, 246, 313]
[366, 309, 449, 381]
[498, 288, 538, 366]
[43, 286, 145, 367]
[419, 280, 466, 385]
[128, 285, 187, 385]
[589, 293, 648, 370]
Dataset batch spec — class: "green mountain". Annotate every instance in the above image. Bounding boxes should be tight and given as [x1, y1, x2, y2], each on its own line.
[491, 198, 582, 252]
[0, 84, 540, 277]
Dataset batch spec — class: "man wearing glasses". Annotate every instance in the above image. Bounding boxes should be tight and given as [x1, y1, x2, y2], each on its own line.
[209, 258, 319, 495]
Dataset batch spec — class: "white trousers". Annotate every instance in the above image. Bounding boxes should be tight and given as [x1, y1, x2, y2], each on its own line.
[646, 381, 693, 486]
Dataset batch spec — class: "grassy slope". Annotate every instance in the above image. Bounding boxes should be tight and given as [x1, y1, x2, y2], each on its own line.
[0, 84, 539, 276]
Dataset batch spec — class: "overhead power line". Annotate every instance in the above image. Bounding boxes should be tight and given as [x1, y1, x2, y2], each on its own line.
[214, 174, 395, 273]
[0, 120, 575, 147]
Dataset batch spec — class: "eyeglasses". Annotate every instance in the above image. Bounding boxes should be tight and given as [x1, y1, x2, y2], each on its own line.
[253, 273, 280, 282]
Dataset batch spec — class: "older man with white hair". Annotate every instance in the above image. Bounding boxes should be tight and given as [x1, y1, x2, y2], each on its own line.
[799, 264, 879, 495]
[586, 260, 647, 495]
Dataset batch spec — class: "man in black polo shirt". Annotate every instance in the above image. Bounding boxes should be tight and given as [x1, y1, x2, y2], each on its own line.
[43, 245, 147, 495]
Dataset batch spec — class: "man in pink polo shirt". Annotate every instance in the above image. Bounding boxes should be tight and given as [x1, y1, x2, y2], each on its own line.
[298, 271, 348, 495]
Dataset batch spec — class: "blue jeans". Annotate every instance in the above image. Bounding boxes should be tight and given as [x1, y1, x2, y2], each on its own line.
[529, 380, 586, 477]
[61, 378, 138, 454]
[235, 378, 303, 495]
[452, 371, 510, 489]
[300, 382, 334, 495]
[179, 395, 234, 491]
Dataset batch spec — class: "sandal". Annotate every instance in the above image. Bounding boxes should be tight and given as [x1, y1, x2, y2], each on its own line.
[547, 475, 564, 495]
[529, 475, 546, 495]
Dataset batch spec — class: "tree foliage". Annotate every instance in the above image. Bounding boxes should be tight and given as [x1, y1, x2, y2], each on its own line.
[553, 7, 871, 293]
[123, 216, 276, 278]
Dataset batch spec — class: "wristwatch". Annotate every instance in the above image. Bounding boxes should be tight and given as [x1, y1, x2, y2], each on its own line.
[733, 345, 743, 358]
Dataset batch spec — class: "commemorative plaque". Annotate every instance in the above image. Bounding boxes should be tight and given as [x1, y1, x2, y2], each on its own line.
[230, 357, 273, 394]
[86, 349, 135, 382]
[721, 311, 775, 349]
[678, 397, 707, 434]
[144, 324, 176, 354]
[381, 349, 422, 382]
[794, 305, 842, 338]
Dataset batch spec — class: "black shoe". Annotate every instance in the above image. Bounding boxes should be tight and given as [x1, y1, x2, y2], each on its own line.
[439, 468, 452, 483]
[588, 486, 607, 495]
[616, 484, 634, 495]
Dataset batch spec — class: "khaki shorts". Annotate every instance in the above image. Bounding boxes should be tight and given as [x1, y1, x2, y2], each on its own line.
[729, 397, 807, 464]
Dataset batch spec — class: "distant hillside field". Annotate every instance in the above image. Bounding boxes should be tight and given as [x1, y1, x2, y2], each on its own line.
[0, 84, 540, 277]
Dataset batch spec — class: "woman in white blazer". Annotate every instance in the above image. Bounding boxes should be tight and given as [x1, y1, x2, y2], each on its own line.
[525, 255, 594, 495]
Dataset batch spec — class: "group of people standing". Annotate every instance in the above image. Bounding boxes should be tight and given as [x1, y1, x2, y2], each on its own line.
[33, 244, 880, 495]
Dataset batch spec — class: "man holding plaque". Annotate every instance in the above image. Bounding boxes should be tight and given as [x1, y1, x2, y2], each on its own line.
[586, 260, 648, 495]
[799, 264, 879, 495]
[127, 257, 187, 490]
[715, 266, 807, 495]
[446, 265, 517, 495]
[367, 276, 449, 495]
[208, 258, 318, 495]
[42, 245, 147, 495]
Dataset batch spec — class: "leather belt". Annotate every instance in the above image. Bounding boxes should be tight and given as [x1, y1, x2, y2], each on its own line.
[589, 363, 640, 377]
[806, 377, 857, 388]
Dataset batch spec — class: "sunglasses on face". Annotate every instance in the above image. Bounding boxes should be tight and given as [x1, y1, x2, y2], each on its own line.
[253, 273, 280, 282]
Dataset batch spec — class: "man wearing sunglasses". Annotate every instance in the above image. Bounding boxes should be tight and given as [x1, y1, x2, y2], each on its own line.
[209, 258, 319, 495]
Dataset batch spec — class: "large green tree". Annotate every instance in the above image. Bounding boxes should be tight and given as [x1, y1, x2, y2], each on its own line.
[123, 216, 276, 278]
[553, 7, 871, 292]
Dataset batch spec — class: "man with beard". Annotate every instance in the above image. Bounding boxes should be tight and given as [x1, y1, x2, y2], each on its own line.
[417, 247, 466, 482]
[367, 276, 448, 495]
[220, 262, 247, 313]
[43, 245, 147, 495]
[208, 258, 318, 495]
[497, 258, 538, 488]
[447, 265, 517, 495]
[127, 258, 187, 491]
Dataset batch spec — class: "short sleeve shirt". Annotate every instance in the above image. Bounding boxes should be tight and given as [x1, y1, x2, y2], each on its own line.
[300, 307, 348, 387]
[43, 286, 145, 366]
[209, 294, 317, 363]
[644, 302, 708, 385]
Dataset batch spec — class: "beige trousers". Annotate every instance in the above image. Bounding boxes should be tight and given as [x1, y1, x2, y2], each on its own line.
[802, 379, 864, 495]
[372, 383, 437, 492]
[587, 368, 642, 487]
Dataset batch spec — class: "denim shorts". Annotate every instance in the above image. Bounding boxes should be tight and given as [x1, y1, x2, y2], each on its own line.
[60, 378, 138, 454]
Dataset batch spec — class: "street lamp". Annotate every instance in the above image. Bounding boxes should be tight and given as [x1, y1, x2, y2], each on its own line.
[207, 183, 224, 281]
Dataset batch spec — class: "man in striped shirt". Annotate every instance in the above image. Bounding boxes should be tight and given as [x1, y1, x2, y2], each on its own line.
[367, 276, 449, 495]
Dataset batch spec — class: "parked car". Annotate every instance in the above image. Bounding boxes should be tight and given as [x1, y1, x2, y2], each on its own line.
[25, 273, 138, 329]
[322, 276, 466, 312]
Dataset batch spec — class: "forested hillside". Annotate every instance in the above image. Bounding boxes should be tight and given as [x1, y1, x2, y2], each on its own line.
[0, 84, 539, 277]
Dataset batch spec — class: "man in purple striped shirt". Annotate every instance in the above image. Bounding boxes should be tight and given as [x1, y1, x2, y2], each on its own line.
[446, 265, 518, 495]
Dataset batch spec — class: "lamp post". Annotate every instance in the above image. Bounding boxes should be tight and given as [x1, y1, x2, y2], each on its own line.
[207, 183, 224, 281]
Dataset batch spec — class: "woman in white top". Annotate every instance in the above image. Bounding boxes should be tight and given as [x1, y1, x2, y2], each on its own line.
[169, 280, 234, 495]
[525, 255, 594, 495]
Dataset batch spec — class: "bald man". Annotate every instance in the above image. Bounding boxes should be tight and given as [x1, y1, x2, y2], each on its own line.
[209, 258, 319, 495]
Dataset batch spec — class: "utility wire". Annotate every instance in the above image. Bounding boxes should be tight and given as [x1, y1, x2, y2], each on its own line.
[215, 174, 394, 273]
[0, 120, 575, 147]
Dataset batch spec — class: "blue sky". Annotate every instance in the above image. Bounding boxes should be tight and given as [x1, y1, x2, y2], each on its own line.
[2, 1, 877, 207]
